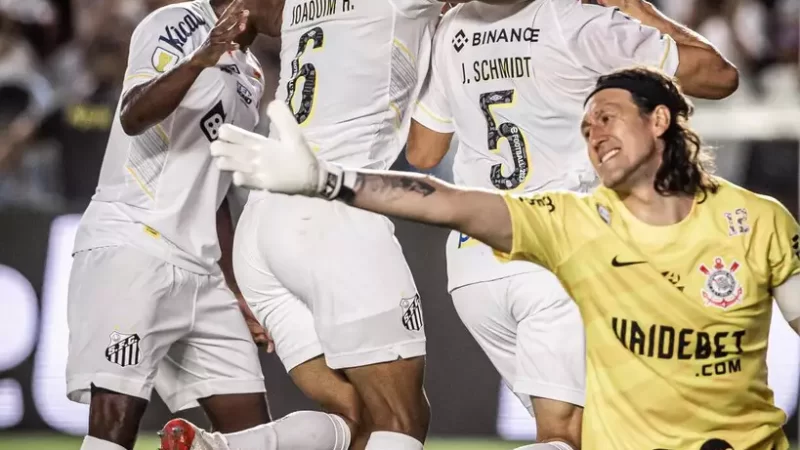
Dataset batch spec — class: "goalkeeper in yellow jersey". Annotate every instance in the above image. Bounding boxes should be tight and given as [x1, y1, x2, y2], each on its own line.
[209, 66, 800, 450]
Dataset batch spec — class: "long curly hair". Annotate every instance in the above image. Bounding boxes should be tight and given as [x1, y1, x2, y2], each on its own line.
[593, 67, 719, 200]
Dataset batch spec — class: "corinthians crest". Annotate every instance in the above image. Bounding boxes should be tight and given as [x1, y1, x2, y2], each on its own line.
[698, 257, 744, 309]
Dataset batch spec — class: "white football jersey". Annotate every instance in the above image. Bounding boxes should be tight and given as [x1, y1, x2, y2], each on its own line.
[413, 0, 679, 291]
[73, 0, 264, 274]
[273, 0, 442, 169]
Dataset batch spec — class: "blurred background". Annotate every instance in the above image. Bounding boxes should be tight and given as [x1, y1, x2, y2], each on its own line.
[0, 0, 797, 448]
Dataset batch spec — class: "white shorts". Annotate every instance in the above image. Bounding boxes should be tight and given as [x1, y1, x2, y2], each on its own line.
[451, 271, 585, 412]
[234, 193, 426, 371]
[66, 246, 265, 412]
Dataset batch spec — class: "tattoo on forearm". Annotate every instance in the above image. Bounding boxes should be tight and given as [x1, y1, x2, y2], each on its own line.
[361, 174, 437, 199]
[339, 172, 438, 205]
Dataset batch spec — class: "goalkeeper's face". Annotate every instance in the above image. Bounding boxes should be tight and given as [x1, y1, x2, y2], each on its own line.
[582, 89, 663, 191]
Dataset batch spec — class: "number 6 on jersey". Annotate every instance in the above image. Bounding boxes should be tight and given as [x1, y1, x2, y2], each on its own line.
[286, 27, 324, 125]
[480, 89, 531, 190]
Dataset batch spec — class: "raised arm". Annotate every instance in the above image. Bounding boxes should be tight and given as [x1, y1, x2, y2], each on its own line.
[598, 0, 738, 98]
[406, 120, 453, 170]
[406, 12, 456, 171]
[120, 0, 247, 136]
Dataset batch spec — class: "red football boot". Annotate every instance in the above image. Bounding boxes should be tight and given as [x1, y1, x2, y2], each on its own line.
[159, 418, 229, 450]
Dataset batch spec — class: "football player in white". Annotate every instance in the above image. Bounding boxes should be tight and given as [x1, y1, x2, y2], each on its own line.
[66, 1, 354, 450]
[401, 0, 736, 448]
[229, 1, 544, 449]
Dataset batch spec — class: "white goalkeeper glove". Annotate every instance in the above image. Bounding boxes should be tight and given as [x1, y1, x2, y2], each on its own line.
[209, 100, 347, 200]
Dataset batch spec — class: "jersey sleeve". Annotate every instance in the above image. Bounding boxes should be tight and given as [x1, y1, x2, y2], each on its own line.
[494, 191, 577, 271]
[760, 198, 800, 288]
[122, 8, 197, 97]
[562, 4, 679, 77]
[411, 12, 455, 134]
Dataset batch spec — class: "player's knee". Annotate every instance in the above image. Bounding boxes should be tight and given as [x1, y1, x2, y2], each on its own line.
[370, 388, 430, 441]
[199, 392, 271, 433]
[88, 386, 148, 449]
[324, 393, 364, 439]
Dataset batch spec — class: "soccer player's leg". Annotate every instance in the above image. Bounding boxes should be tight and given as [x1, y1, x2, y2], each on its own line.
[232, 201, 365, 448]
[66, 246, 191, 450]
[450, 277, 535, 416]
[313, 209, 429, 449]
[258, 195, 430, 450]
[289, 356, 372, 450]
[155, 273, 355, 450]
[450, 272, 584, 449]
[512, 271, 585, 449]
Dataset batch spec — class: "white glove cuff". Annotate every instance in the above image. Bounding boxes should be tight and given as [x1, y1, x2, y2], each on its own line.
[319, 163, 344, 200]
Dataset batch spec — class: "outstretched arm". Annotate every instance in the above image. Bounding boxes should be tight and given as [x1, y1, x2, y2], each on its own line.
[338, 170, 513, 253]
[210, 100, 509, 253]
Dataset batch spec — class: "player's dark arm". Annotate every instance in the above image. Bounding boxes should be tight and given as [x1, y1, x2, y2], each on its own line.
[216, 198, 242, 298]
[120, 0, 248, 136]
[119, 62, 209, 136]
[217, 197, 272, 348]
[340, 170, 513, 253]
[405, 119, 453, 170]
[619, 0, 739, 99]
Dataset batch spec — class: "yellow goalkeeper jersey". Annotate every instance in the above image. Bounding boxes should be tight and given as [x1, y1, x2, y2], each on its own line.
[497, 178, 799, 450]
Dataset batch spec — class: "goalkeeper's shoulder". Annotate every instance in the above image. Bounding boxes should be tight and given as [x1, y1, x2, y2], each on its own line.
[504, 188, 597, 216]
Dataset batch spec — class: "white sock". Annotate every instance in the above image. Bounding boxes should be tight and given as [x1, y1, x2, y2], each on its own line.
[223, 411, 350, 450]
[364, 431, 423, 450]
[514, 442, 575, 450]
[224, 423, 277, 450]
[80, 436, 127, 450]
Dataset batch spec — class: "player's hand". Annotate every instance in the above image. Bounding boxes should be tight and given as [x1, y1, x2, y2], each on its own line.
[190, 0, 249, 68]
[210, 100, 345, 200]
[236, 295, 274, 353]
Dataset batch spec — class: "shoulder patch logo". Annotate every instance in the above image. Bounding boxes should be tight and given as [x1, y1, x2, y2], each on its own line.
[200, 101, 226, 141]
[219, 64, 240, 75]
[597, 204, 611, 225]
[698, 257, 744, 309]
[151, 47, 179, 73]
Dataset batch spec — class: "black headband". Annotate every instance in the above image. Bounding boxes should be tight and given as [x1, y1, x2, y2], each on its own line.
[584, 76, 672, 109]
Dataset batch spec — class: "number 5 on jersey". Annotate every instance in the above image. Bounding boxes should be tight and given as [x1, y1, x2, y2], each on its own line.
[480, 90, 531, 190]
[286, 27, 324, 125]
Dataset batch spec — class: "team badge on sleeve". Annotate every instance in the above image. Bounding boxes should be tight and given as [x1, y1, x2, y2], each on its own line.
[219, 64, 241, 75]
[105, 332, 141, 367]
[597, 204, 611, 225]
[401, 294, 424, 331]
[151, 47, 179, 73]
[698, 257, 744, 310]
[200, 101, 227, 141]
